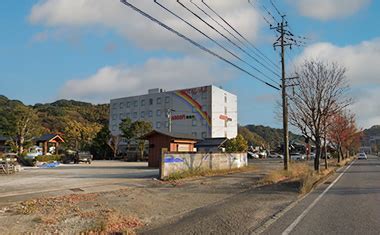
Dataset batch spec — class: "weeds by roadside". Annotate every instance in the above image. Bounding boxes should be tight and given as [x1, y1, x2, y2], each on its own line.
[260, 163, 336, 194]
[164, 166, 257, 181]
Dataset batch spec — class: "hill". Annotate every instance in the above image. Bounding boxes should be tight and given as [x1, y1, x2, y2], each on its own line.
[239, 124, 303, 148]
[0, 95, 109, 135]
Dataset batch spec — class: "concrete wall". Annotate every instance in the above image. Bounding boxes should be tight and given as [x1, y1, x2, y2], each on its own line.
[161, 152, 248, 179]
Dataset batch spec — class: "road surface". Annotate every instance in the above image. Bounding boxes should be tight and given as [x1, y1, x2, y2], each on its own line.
[262, 155, 380, 235]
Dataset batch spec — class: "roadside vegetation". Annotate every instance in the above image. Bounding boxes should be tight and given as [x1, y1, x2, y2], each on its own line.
[164, 165, 257, 181]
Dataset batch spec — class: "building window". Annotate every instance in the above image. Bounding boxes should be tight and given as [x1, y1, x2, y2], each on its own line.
[165, 121, 169, 128]
[126, 102, 131, 108]
[192, 132, 197, 137]
[225, 107, 228, 115]
[225, 120, 228, 128]
[202, 132, 207, 139]
[141, 111, 145, 118]
[133, 100, 138, 107]
[192, 119, 197, 126]
[157, 97, 162, 105]
[119, 113, 124, 119]
[192, 107, 197, 113]
[156, 122, 161, 129]
[165, 96, 170, 103]
[156, 109, 162, 117]
[112, 115, 117, 120]
[201, 119, 207, 126]
[202, 105, 207, 112]
[149, 98, 153, 105]
[141, 99, 145, 106]
[148, 110, 153, 117]
[112, 125, 117, 131]
[202, 92, 207, 99]
[119, 102, 124, 109]
[126, 113, 130, 119]
[133, 112, 137, 118]
[225, 95, 227, 103]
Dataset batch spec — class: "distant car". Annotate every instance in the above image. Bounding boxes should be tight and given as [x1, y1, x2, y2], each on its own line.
[269, 153, 284, 159]
[358, 152, 367, 160]
[259, 151, 268, 159]
[291, 153, 306, 161]
[74, 151, 93, 164]
[248, 151, 259, 159]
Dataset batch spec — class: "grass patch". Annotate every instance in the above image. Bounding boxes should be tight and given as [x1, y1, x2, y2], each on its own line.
[261, 163, 335, 194]
[164, 166, 257, 181]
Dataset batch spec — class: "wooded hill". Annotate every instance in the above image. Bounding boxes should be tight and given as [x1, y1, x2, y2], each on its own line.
[238, 125, 303, 148]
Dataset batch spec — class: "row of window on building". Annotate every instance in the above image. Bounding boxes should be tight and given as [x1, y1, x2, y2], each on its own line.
[112, 96, 171, 110]
[112, 105, 210, 121]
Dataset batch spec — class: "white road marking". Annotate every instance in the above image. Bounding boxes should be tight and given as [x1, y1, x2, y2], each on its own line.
[282, 160, 356, 235]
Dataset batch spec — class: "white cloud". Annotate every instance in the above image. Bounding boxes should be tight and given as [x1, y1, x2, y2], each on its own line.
[294, 38, 380, 128]
[58, 56, 235, 103]
[288, 0, 371, 20]
[29, 0, 262, 51]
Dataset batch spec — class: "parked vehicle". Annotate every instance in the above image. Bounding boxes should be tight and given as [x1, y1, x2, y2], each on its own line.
[291, 153, 306, 161]
[74, 151, 93, 164]
[247, 151, 259, 159]
[269, 153, 284, 159]
[259, 151, 268, 159]
[358, 152, 367, 160]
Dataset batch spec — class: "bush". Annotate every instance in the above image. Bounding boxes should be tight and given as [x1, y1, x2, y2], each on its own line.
[20, 157, 37, 167]
[35, 155, 62, 163]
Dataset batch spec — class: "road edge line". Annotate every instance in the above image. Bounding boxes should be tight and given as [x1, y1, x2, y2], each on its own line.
[281, 160, 355, 235]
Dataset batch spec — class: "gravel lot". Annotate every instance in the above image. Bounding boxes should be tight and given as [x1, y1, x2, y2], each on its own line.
[0, 161, 158, 205]
[0, 159, 293, 234]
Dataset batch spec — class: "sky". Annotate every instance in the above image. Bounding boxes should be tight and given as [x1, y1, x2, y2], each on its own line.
[1, 0, 379, 129]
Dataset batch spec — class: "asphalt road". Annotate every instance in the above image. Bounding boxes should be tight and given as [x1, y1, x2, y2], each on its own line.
[262, 155, 380, 235]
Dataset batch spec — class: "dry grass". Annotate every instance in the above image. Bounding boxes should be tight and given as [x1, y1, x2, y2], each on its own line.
[164, 165, 257, 181]
[261, 163, 335, 194]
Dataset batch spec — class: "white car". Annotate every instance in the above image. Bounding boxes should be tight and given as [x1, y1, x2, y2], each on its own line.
[269, 153, 284, 159]
[248, 151, 259, 159]
[358, 153, 368, 160]
[291, 153, 306, 161]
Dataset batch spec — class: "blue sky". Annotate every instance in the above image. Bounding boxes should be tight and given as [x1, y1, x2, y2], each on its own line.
[1, 0, 380, 128]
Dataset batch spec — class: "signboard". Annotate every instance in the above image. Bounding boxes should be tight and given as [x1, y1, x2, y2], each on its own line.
[178, 144, 190, 152]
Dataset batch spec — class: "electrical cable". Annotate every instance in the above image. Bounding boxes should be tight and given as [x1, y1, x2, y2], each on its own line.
[155, 0, 280, 85]
[177, 0, 281, 84]
[190, 0, 281, 77]
[120, 0, 280, 91]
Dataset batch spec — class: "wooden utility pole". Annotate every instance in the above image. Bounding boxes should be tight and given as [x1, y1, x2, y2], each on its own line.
[272, 16, 292, 170]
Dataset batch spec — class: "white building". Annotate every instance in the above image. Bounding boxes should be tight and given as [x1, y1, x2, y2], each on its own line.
[109, 85, 238, 139]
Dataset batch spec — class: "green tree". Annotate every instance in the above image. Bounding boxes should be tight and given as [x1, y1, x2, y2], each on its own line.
[7, 105, 42, 155]
[90, 124, 113, 160]
[64, 120, 101, 150]
[130, 121, 152, 161]
[225, 135, 248, 153]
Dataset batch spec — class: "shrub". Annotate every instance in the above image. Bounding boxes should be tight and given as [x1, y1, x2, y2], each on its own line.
[20, 157, 37, 167]
[35, 155, 62, 163]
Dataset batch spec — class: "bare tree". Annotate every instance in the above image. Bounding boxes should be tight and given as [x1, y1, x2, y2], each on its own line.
[288, 60, 352, 171]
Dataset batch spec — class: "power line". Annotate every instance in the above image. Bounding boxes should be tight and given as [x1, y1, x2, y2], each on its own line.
[202, 0, 281, 70]
[269, 0, 284, 17]
[177, 0, 281, 84]
[120, 0, 280, 91]
[154, 0, 280, 86]
[191, 0, 281, 75]
[249, 0, 279, 25]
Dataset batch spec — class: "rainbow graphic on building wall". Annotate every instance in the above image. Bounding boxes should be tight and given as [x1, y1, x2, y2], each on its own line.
[175, 90, 212, 126]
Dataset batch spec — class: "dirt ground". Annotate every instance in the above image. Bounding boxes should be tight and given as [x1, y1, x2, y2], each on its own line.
[0, 159, 291, 234]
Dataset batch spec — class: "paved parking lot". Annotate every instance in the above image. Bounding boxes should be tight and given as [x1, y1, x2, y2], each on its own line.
[0, 161, 158, 204]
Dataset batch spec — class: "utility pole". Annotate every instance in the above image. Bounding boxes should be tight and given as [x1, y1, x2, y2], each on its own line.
[167, 109, 175, 133]
[272, 16, 292, 170]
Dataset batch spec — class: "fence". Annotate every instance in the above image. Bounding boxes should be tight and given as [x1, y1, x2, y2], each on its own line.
[160, 152, 248, 179]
